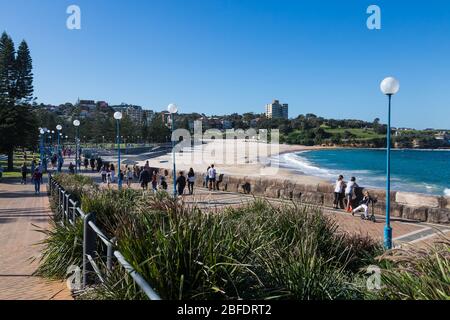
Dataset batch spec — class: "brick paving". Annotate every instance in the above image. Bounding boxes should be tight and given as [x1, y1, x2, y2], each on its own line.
[0, 178, 72, 300]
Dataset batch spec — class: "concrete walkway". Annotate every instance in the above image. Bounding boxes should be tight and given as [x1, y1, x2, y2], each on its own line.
[82, 165, 449, 247]
[0, 178, 72, 300]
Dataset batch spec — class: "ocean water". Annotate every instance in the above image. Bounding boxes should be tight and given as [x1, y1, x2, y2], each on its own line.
[278, 149, 450, 196]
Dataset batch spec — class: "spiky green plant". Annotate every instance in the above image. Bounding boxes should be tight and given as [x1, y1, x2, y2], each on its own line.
[33, 219, 84, 279]
[369, 237, 450, 300]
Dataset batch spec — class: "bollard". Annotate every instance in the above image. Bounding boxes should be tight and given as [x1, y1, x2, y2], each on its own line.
[83, 212, 97, 288]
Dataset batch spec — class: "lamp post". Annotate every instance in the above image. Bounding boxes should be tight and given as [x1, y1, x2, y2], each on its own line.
[168, 104, 178, 197]
[73, 120, 80, 174]
[380, 77, 400, 250]
[56, 125, 63, 172]
[114, 112, 123, 190]
[39, 128, 45, 166]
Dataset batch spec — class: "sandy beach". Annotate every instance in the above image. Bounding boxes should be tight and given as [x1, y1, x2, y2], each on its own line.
[137, 139, 332, 185]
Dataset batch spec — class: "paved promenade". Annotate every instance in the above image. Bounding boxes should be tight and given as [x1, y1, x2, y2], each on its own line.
[0, 178, 72, 300]
[83, 166, 449, 247]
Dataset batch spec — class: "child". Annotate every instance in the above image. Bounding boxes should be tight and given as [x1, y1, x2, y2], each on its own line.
[345, 177, 359, 212]
[352, 191, 373, 219]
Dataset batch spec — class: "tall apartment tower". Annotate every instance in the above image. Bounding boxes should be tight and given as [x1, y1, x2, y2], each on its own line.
[265, 100, 288, 119]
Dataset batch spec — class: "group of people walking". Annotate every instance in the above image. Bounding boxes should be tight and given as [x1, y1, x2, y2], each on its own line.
[333, 175, 375, 220]
[19, 158, 43, 194]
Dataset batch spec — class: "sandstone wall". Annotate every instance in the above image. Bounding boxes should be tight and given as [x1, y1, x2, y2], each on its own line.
[156, 167, 449, 224]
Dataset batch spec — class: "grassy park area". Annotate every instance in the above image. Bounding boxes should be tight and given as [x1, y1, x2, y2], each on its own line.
[0, 150, 40, 180]
[322, 127, 385, 140]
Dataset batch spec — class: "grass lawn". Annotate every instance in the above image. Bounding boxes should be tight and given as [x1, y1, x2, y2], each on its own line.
[323, 127, 385, 140]
[0, 171, 22, 179]
[0, 151, 41, 180]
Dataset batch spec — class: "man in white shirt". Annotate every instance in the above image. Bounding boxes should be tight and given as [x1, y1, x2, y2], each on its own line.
[208, 164, 217, 191]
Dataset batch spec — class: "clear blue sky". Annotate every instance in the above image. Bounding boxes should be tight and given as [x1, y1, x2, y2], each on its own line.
[1, 0, 449, 129]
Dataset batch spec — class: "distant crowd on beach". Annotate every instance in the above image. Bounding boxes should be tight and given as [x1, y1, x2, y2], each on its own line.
[79, 155, 221, 197]
[333, 175, 376, 221]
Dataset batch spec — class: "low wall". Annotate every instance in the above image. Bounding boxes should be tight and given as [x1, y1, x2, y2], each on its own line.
[157, 167, 449, 224]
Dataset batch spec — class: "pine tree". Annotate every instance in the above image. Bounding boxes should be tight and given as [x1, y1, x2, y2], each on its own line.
[0, 32, 37, 170]
[15, 40, 34, 103]
[0, 32, 16, 106]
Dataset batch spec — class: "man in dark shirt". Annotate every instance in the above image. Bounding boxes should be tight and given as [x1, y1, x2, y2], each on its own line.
[176, 171, 186, 196]
[139, 167, 151, 190]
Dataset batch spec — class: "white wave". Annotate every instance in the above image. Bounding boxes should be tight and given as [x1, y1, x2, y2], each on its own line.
[445, 188, 450, 197]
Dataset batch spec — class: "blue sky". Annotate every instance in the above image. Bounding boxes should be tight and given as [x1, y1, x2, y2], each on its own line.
[1, 0, 449, 129]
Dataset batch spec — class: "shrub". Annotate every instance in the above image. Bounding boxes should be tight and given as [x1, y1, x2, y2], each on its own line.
[369, 237, 450, 300]
[33, 218, 84, 279]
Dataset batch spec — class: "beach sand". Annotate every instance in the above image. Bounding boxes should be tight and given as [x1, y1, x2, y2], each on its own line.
[137, 139, 331, 185]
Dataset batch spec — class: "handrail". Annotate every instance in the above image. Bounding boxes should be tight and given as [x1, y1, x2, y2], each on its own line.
[114, 251, 161, 300]
[47, 173, 161, 300]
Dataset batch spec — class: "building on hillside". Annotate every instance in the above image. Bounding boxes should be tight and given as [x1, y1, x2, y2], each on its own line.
[265, 100, 288, 119]
[112, 104, 144, 123]
[143, 110, 155, 125]
[435, 131, 449, 141]
[78, 100, 96, 111]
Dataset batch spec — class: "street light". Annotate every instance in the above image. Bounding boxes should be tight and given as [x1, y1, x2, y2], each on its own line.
[380, 76, 400, 250]
[39, 128, 45, 168]
[73, 120, 81, 174]
[114, 111, 123, 190]
[168, 103, 178, 197]
[56, 125, 63, 172]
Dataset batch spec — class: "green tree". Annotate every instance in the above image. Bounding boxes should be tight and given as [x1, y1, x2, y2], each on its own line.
[15, 41, 34, 103]
[0, 32, 16, 106]
[0, 32, 37, 170]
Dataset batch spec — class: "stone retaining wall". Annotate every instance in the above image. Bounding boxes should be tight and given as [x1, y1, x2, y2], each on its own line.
[157, 167, 449, 224]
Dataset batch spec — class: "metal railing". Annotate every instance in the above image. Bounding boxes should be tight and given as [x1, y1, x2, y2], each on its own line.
[48, 173, 161, 300]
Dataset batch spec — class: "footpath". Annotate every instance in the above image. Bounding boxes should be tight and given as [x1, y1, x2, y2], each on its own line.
[0, 177, 72, 300]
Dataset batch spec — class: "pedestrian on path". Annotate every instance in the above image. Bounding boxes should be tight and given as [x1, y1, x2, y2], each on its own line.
[101, 165, 107, 183]
[21, 162, 28, 184]
[333, 175, 345, 209]
[176, 171, 186, 196]
[345, 177, 359, 212]
[160, 169, 168, 190]
[32, 168, 42, 194]
[110, 164, 116, 183]
[126, 167, 133, 187]
[151, 170, 158, 192]
[208, 164, 217, 191]
[188, 168, 195, 195]
[139, 166, 150, 191]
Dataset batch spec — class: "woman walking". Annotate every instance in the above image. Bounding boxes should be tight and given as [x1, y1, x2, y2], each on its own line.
[32, 168, 42, 194]
[188, 168, 195, 195]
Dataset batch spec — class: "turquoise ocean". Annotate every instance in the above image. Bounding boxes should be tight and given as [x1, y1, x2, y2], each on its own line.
[278, 149, 450, 196]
